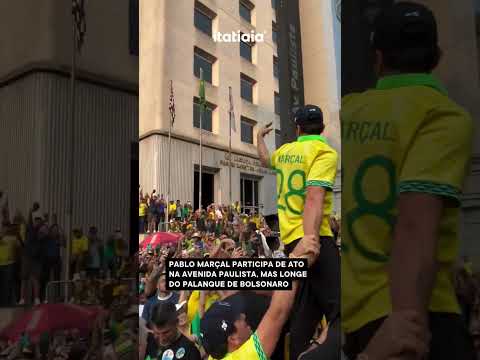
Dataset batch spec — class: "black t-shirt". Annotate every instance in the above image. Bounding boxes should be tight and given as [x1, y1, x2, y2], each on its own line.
[145, 333, 201, 360]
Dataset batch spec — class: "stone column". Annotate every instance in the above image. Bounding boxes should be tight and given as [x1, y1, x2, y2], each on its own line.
[415, 0, 480, 261]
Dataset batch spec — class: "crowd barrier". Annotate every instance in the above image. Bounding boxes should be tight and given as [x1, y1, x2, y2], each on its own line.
[45, 277, 136, 304]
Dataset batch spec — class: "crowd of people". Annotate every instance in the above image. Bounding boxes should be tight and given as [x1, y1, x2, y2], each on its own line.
[138, 188, 342, 359]
[139, 188, 250, 236]
[0, 276, 138, 359]
[0, 191, 131, 306]
[0, 190, 138, 359]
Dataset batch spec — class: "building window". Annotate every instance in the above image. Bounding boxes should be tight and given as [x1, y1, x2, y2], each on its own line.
[271, 0, 277, 9]
[272, 22, 278, 43]
[274, 92, 280, 115]
[239, 1, 253, 23]
[241, 176, 259, 214]
[240, 38, 253, 62]
[193, 98, 214, 132]
[194, 47, 215, 84]
[476, 1, 480, 81]
[129, 0, 139, 56]
[273, 56, 279, 78]
[193, 4, 212, 36]
[240, 74, 255, 103]
[275, 129, 282, 148]
[241, 117, 255, 144]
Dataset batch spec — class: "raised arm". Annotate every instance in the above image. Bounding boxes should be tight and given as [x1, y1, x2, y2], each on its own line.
[256, 235, 320, 357]
[257, 122, 274, 168]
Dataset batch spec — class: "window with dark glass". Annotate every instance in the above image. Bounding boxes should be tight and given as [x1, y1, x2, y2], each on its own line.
[271, 0, 277, 9]
[272, 22, 278, 43]
[240, 177, 259, 214]
[129, 0, 139, 56]
[240, 38, 253, 62]
[274, 92, 280, 115]
[194, 8, 212, 36]
[240, 74, 255, 102]
[193, 98, 213, 132]
[194, 48, 214, 84]
[241, 117, 255, 144]
[275, 129, 282, 148]
[239, 1, 252, 23]
[273, 56, 279, 78]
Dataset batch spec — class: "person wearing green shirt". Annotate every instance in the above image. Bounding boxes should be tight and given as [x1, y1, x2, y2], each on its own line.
[182, 203, 190, 221]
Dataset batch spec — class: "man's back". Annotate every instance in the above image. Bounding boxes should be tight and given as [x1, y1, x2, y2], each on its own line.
[271, 135, 338, 245]
[341, 74, 474, 333]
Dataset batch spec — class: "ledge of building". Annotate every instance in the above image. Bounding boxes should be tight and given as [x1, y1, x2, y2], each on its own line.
[140, 129, 262, 160]
[0, 62, 138, 95]
[462, 194, 480, 209]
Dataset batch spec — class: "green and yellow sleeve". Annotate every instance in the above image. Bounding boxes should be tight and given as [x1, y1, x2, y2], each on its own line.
[306, 150, 338, 190]
[398, 106, 474, 205]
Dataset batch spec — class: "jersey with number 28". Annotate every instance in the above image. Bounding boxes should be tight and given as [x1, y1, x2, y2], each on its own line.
[341, 74, 474, 333]
[271, 135, 338, 245]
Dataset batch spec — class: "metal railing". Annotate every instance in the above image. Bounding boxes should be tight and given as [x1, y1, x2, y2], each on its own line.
[45, 277, 137, 304]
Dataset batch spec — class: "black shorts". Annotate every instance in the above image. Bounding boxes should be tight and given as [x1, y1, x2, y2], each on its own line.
[343, 312, 475, 360]
[285, 236, 341, 359]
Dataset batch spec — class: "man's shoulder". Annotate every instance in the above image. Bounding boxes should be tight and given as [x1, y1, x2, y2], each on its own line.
[231, 332, 264, 358]
[303, 140, 338, 164]
[146, 295, 159, 305]
[341, 90, 376, 107]
[172, 334, 201, 359]
[272, 142, 294, 156]
[426, 92, 472, 126]
[177, 333, 199, 350]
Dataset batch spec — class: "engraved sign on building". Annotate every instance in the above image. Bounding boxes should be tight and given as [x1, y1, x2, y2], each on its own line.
[278, 0, 305, 144]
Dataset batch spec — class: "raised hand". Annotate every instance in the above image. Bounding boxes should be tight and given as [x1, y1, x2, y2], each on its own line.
[258, 122, 274, 138]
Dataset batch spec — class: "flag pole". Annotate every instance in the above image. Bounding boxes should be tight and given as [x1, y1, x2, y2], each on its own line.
[199, 69, 204, 212]
[228, 87, 233, 206]
[166, 80, 173, 231]
[66, 4, 77, 298]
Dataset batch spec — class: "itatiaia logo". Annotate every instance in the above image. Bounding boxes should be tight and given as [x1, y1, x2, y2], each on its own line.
[213, 30, 266, 43]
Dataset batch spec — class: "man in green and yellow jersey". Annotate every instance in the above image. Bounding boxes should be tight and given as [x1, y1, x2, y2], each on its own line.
[257, 105, 340, 359]
[341, 2, 475, 359]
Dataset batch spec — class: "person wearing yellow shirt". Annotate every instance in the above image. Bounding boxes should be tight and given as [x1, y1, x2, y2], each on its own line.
[341, 3, 475, 359]
[71, 228, 89, 275]
[251, 212, 261, 230]
[139, 199, 147, 234]
[168, 201, 177, 219]
[0, 223, 21, 306]
[257, 105, 340, 359]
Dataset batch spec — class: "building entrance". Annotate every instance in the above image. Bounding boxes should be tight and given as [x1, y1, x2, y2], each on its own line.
[240, 175, 260, 215]
[194, 170, 214, 210]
